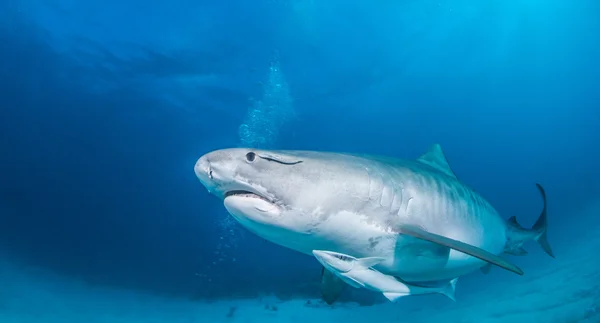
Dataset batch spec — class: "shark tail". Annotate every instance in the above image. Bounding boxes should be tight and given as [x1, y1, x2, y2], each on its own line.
[532, 183, 554, 258]
[505, 183, 555, 258]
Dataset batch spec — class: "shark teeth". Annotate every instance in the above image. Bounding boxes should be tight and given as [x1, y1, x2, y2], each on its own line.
[224, 190, 272, 203]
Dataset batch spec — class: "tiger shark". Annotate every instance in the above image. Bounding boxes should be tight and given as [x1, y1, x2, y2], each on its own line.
[194, 144, 553, 303]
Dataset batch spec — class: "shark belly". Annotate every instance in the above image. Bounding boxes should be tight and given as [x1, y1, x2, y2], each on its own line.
[349, 269, 411, 294]
[306, 162, 508, 282]
[311, 214, 502, 282]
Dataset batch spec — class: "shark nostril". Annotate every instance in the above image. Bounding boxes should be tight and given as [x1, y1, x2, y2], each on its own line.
[209, 169, 213, 179]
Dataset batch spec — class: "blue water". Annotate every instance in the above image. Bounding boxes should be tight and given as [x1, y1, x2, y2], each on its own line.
[1, 0, 599, 322]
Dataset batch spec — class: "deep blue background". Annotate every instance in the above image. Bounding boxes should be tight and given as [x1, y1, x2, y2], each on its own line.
[1, 0, 599, 303]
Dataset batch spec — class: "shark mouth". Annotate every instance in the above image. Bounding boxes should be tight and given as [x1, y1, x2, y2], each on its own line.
[332, 253, 353, 262]
[224, 190, 272, 203]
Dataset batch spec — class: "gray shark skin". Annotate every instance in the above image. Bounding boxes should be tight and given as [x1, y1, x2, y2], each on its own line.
[194, 145, 553, 302]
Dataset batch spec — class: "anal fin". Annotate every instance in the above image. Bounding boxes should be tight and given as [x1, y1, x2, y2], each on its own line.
[437, 277, 458, 302]
[397, 224, 524, 276]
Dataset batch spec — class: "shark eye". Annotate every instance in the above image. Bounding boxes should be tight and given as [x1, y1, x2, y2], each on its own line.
[245, 152, 256, 163]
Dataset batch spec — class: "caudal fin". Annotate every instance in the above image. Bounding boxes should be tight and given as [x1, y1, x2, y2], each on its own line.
[533, 183, 555, 258]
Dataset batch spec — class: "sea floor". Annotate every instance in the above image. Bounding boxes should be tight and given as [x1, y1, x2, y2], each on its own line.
[2, 207, 600, 323]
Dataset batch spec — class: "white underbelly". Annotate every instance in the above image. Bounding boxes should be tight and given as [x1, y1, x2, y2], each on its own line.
[314, 210, 506, 282]
[382, 227, 505, 281]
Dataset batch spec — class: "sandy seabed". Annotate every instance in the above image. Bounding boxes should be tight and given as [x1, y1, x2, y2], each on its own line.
[1, 204, 599, 323]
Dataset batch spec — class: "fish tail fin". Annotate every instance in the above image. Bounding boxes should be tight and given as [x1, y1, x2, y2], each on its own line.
[505, 183, 554, 258]
[440, 278, 458, 302]
[532, 183, 554, 258]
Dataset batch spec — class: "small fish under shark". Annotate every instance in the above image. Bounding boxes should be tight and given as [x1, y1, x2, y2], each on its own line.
[313, 250, 457, 302]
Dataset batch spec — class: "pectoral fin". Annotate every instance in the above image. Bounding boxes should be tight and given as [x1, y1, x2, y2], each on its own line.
[397, 224, 524, 276]
[320, 266, 345, 305]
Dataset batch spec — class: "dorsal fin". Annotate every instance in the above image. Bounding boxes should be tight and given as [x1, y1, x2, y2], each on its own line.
[417, 144, 457, 178]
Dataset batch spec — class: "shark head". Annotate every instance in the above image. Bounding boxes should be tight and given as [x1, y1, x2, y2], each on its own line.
[194, 148, 370, 253]
[312, 250, 356, 273]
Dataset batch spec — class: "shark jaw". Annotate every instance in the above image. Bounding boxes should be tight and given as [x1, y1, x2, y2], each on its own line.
[194, 150, 320, 253]
[224, 190, 282, 224]
[194, 152, 282, 223]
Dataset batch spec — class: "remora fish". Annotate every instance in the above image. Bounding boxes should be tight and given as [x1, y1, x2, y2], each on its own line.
[194, 145, 553, 303]
[312, 250, 458, 302]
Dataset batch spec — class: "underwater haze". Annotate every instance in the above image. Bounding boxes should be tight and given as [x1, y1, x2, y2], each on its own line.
[1, 0, 599, 322]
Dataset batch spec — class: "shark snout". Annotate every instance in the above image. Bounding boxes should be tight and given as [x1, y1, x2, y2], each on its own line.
[194, 150, 240, 196]
[195, 154, 223, 194]
[312, 250, 324, 260]
[194, 156, 211, 183]
[313, 250, 339, 266]
[312, 250, 331, 269]
[312, 250, 355, 273]
[312, 250, 329, 262]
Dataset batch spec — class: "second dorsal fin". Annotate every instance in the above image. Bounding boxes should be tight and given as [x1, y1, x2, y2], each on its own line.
[507, 216, 523, 229]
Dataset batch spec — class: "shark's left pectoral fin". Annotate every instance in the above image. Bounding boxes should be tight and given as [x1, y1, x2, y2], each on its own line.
[320, 266, 346, 305]
[397, 224, 524, 276]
